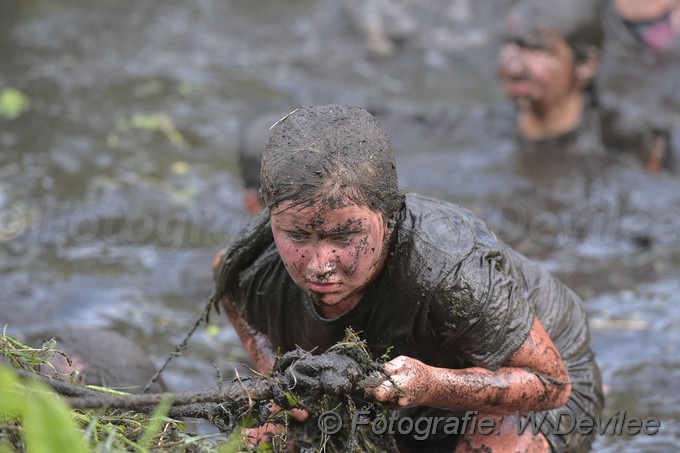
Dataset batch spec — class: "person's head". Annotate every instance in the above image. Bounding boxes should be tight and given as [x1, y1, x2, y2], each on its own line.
[32, 329, 165, 393]
[261, 104, 404, 317]
[613, 0, 680, 52]
[239, 112, 287, 216]
[497, 0, 603, 139]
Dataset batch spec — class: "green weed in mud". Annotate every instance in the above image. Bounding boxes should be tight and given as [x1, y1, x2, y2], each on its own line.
[0, 366, 88, 453]
[1, 328, 396, 452]
[0, 330, 222, 452]
[0, 363, 232, 452]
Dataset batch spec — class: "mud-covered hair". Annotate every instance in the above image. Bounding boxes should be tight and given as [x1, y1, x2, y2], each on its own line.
[509, 0, 604, 62]
[239, 112, 290, 190]
[260, 104, 405, 219]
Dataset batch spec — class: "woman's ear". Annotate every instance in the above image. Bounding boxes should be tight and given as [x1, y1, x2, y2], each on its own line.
[575, 47, 600, 89]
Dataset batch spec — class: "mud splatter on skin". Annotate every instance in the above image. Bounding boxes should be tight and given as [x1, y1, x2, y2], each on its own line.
[271, 199, 395, 318]
[276, 211, 370, 280]
[252, 104, 405, 319]
[324, 218, 364, 238]
[404, 318, 571, 416]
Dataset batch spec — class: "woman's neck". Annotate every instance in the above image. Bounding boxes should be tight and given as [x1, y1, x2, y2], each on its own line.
[314, 293, 363, 319]
[518, 93, 585, 141]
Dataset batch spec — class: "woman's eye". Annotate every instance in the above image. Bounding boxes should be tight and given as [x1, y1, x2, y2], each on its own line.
[520, 41, 543, 52]
[508, 37, 545, 52]
[289, 233, 308, 242]
[334, 235, 353, 244]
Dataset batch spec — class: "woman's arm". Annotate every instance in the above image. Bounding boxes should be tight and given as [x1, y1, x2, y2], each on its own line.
[368, 316, 571, 415]
[213, 246, 276, 375]
[220, 293, 276, 375]
[221, 293, 310, 435]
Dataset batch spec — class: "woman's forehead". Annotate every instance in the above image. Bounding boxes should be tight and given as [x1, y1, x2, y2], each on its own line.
[271, 200, 380, 227]
[506, 12, 552, 38]
[507, 0, 602, 51]
[504, 16, 566, 50]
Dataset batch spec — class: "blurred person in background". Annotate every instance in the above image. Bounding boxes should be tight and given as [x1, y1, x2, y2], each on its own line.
[31, 328, 165, 394]
[238, 112, 288, 217]
[211, 111, 288, 272]
[497, 0, 676, 173]
[599, 0, 680, 173]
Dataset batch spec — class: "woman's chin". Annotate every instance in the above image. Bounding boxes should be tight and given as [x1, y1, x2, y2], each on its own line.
[308, 291, 343, 307]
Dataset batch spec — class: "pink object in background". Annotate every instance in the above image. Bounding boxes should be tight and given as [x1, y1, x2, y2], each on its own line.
[641, 17, 676, 51]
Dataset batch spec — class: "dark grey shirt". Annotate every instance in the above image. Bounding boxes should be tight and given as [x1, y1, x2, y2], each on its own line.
[221, 194, 603, 452]
[231, 194, 592, 373]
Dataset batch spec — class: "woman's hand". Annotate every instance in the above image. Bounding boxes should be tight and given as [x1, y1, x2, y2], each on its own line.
[366, 355, 433, 407]
[369, 317, 571, 414]
[243, 422, 284, 448]
[243, 403, 310, 448]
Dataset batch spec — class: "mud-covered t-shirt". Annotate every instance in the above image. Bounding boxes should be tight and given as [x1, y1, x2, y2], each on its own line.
[228, 194, 591, 373]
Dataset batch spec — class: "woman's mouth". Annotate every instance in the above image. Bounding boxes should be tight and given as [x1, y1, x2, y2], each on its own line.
[505, 82, 531, 97]
[308, 282, 340, 293]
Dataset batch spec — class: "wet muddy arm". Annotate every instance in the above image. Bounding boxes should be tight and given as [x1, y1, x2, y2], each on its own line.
[371, 316, 571, 414]
[220, 294, 275, 375]
[221, 294, 310, 425]
[212, 246, 276, 374]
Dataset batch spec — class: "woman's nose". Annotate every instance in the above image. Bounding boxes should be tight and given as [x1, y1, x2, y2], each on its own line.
[498, 43, 525, 76]
[307, 242, 337, 274]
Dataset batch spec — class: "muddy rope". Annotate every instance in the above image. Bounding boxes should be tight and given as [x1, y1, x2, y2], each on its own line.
[140, 298, 215, 394]
[69, 342, 386, 412]
[14, 330, 398, 449]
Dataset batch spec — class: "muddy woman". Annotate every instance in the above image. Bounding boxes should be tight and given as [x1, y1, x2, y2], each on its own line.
[212, 105, 603, 452]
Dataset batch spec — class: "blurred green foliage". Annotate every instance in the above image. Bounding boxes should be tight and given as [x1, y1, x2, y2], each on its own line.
[0, 88, 29, 120]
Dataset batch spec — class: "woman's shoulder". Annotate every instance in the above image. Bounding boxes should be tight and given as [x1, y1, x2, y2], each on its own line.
[392, 194, 501, 277]
[213, 209, 277, 301]
[400, 194, 499, 245]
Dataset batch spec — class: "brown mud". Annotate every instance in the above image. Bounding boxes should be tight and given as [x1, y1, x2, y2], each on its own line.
[2, 1, 680, 451]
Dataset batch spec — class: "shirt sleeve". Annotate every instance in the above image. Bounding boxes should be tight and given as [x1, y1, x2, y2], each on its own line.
[428, 245, 535, 370]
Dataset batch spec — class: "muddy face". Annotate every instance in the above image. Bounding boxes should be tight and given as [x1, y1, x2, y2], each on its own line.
[497, 24, 579, 115]
[271, 199, 392, 319]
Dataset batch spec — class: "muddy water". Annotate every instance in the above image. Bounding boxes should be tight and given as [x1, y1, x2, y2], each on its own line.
[1, 0, 679, 450]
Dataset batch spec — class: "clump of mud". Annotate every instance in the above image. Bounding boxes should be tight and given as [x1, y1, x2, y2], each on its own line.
[253, 328, 398, 452]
